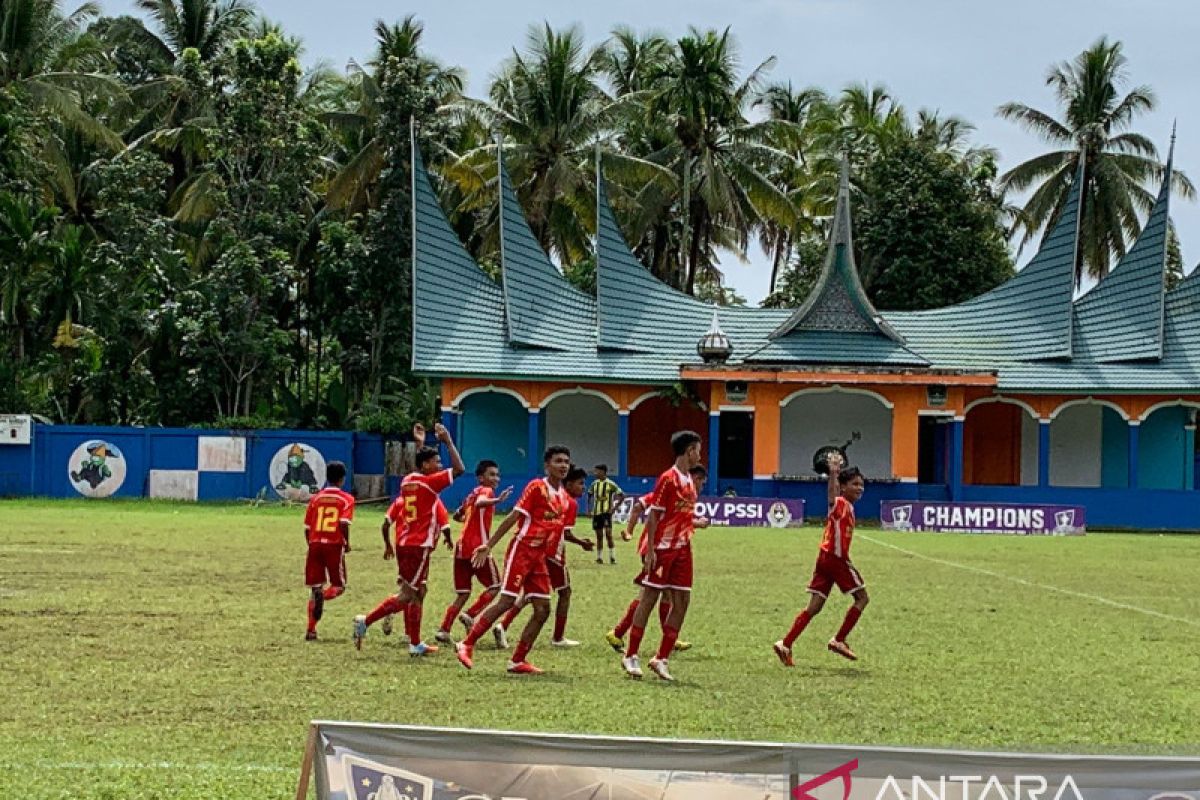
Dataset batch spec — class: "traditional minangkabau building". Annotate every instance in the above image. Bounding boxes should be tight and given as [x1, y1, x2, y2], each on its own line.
[412, 129, 1200, 527]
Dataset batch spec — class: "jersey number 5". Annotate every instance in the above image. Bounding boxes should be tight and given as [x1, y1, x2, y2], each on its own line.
[316, 506, 340, 534]
[404, 495, 418, 522]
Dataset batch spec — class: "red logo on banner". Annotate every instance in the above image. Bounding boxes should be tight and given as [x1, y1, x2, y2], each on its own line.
[793, 759, 858, 800]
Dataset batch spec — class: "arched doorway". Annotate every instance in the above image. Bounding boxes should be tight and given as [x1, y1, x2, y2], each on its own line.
[1049, 402, 1129, 487]
[627, 394, 709, 477]
[780, 389, 892, 478]
[963, 400, 1038, 486]
[457, 391, 528, 477]
[1138, 404, 1197, 489]
[542, 391, 619, 470]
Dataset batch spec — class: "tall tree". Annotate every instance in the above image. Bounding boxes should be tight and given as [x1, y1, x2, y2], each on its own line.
[998, 37, 1193, 282]
[130, 0, 254, 64]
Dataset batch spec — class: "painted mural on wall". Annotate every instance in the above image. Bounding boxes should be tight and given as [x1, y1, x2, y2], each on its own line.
[270, 442, 325, 501]
[68, 440, 127, 497]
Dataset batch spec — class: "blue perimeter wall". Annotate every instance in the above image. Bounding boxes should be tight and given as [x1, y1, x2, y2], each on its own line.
[3, 425, 1200, 529]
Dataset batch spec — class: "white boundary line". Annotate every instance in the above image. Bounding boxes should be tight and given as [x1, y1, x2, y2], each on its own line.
[859, 534, 1200, 630]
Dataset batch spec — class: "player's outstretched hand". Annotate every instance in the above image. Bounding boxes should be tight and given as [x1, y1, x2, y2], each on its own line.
[383, 543, 394, 561]
[580, 540, 595, 552]
[434, 422, 451, 444]
[827, 452, 844, 475]
[498, 486, 514, 502]
[443, 535, 454, 552]
[471, 544, 490, 569]
[694, 516, 710, 529]
[412, 422, 426, 445]
[621, 529, 633, 542]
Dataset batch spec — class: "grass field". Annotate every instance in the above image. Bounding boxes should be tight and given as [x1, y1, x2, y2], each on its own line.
[3, 498, 1199, 799]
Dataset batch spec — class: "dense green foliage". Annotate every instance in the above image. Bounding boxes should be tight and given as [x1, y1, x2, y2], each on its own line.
[0, 5, 1183, 427]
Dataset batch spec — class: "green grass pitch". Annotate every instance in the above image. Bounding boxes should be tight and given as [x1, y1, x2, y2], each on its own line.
[2, 498, 1198, 798]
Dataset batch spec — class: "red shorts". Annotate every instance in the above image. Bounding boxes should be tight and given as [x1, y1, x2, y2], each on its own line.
[500, 541, 551, 599]
[395, 545, 432, 589]
[305, 542, 346, 588]
[453, 556, 500, 593]
[807, 550, 865, 597]
[546, 558, 570, 592]
[642, 545, 693, 592]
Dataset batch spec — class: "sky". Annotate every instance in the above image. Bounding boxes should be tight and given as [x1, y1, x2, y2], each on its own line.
[103, 0, 1200, 304]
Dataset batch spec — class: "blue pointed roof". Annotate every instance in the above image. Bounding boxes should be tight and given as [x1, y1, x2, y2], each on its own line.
[887, 159, 1084, 363]
[1070, 148, 1173, 362]
[498, 153, 596, 351]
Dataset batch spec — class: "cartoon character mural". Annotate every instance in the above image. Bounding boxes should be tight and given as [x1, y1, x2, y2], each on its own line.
[270, 442, 326, 501]
[67, 440, 127, 498]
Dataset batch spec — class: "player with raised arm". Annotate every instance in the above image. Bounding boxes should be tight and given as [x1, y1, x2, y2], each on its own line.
[621, 431, 709, 681]
[455, 446, 573, 675]
[494, 466, 593, 648]
[773, 452, 870, 666]
[353, 423, 465, 656]
[433, 461, 513, 644]
[603, 463, 707, 653]
[303, 461, 355, 640]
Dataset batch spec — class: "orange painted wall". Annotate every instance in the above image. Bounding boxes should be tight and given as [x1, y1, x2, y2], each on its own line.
[963, 403, 1023, 485]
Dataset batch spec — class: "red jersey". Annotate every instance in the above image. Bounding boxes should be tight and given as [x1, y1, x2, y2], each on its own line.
[820, 496, 855, 559]
[388, 495, 451, 548]
[304, 487, 355, 546]
[457, 486, 496, 557]
[633, 492, 655, 556]
[512, 478, 570, 551]
[549, 497, 578, 563]
[394, 469, 454, 548]
[648, 467, 698, 550]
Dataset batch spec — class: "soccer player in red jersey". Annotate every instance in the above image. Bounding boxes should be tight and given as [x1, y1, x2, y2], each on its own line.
[621, 431, 709, 681]
[353, 423, 464, 656]
[303, 461, 355, 641]
[605, 463, 706, 653]
[379, 496, 454, 639]
[432, 460, 513, 644]
[773, 453, 869, 666]
[455, 445, 573, 675]
[494, 465, 593, 648]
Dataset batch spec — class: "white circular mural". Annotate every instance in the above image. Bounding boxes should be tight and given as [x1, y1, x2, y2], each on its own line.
[67, 440, 127, 498]
[269, 442, 326, 501]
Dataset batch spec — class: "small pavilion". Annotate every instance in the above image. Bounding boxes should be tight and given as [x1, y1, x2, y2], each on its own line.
[412, 129, 1200, 527]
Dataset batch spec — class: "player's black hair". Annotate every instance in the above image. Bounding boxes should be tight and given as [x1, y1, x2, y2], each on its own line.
[671, 430, 702, 456]
[688, 464, 708, 478]
[415, 446, 439, 469]
[838, 466, 864, 485]
[326, 461, 347, 484]
[565, 466, 588, 483]
[544, 444, 571, 462]
[475, 459, 499, 476]
[594, 463, 608, 473]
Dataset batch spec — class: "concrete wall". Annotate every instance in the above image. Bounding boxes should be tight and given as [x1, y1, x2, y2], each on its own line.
[458, 392, 528, 478]
[779, 390, 892, 478]
[1050, 404, 1103, 487]
[543, 394, 618, 470]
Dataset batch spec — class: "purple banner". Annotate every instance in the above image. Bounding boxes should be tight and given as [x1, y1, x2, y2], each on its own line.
[880, 501, 1086, 535]
[695, 496, 806, 528]
[614, 496, 806, 528]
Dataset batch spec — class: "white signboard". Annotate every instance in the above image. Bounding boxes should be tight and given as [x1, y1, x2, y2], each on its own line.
[198, 436, 246, 472]
[0, 414, 32, 445]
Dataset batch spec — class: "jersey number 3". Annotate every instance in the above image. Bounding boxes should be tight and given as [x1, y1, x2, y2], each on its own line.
[316, 506, 340, 533]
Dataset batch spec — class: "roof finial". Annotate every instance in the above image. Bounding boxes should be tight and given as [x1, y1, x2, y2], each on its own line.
[832, 152, 853, 248]
[697, 309, 733, 363]
[1168, 120, 1177, 166]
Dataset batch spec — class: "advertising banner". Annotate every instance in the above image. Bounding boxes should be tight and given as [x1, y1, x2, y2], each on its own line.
[305, 722, 1198, 800]
[614, 496, 806, 527]
[880, 501, 1086, 535]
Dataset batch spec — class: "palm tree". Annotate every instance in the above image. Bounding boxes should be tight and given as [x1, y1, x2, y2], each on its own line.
[130, 0, 254, 64]
[646, 27, 795, 294]
[998, 37, 1194, 282]
[323, 16, 463, 214]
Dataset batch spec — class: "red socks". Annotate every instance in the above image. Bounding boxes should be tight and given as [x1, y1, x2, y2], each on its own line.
[783, 610, 813, 648]
[501, 606, 520, 630]
[440, 603, 461, 633]
[464, 614, 490, 646]
[306, 600, 318, 633]
[613, 599, 638, 637]
[365, 596, 404, 627]
[656, 625, 680, 660]
[552, 614, 568, 642]
[835, 606, 863, 643]
[512, 638, 532, 664]
[466, 590, 496, 618]
[659, 601, 672, 627]
[322, 586, 344, 601]
[626, 625, 645, 657]
[404, 601, 423, 644]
